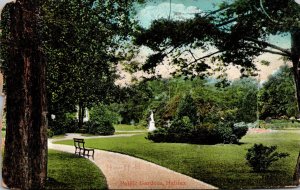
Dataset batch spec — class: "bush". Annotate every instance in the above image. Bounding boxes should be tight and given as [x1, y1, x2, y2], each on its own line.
[233, 122, 249, 140]
[88, 120, 115, 135]
[48, 115, 79, 135]
[47, 129, 54, 138]
[147, 120, 248, 144]
[213, 122, 234, 143]
[146, 127, 169, 142]
[246, 144, 289, 172]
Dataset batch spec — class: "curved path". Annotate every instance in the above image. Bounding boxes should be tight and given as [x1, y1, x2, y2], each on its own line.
[49, 134, 217, 189]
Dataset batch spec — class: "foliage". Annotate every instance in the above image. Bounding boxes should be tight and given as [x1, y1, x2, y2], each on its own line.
[87, 121, 115, 135]
[176, 94, 198, 125]
[259, 66, 298, 119]
[233, 122, 249, 140]
[134, 0, 298, 77]
[90, 103, 121, 125]
[41, 0, 140, 127]
[133, 0, 300, 118]
[246, 143, 289, 172]
[56, 129, 300, 189]
[90, 104, 120, 124]
[89, 104, 116, 135]
[47, 129, 54, 138]
[147, 120, 247, 144]
[224, 78, 259, 123]
[118, 81, 153, 124]
[48, 116, 78, 135]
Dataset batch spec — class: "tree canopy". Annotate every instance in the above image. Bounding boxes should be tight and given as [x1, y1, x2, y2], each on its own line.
[41, 0, 141, 127]
[134, 0, 300, 110]
[259, 65, 298, 119]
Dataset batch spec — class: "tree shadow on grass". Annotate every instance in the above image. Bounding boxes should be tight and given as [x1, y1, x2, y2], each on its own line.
[46, 177, 71, 190]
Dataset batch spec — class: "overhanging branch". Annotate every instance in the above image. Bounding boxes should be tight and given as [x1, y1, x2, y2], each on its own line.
[244, 37, 292, 57]
[189, 50, 222, 64]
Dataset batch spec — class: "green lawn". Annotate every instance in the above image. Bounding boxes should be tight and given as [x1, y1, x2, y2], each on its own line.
[260, 119, 300, 129]
[55, 130, 300, 189]
[114, 124, 147, 131]
[46, 150, 107, 189]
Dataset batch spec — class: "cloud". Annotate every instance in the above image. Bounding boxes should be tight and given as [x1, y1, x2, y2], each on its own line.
[137, 2, 201, 28]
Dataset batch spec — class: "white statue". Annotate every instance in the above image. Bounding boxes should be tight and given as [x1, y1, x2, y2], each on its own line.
[148, 110, 156, 131]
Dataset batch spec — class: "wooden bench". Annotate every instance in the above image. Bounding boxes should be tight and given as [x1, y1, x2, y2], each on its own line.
[73, 138, 94, 159]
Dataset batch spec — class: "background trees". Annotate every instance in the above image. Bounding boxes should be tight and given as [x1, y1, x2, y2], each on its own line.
[41, 0, 139, 129]
[259, 66, 298, 119]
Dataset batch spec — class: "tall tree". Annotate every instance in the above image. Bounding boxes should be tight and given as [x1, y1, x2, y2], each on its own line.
[41, 0, 140, 128]
[1, 1, 47, 189]
[259, 65, 297, 119]
[135, 0, 300, 112]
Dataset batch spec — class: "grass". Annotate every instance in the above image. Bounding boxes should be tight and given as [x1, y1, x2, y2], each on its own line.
[55, 130, 300, 189]
[260, 119, 300, 129]
[114, 124, 146, 131]
[114, 131, 147, 135]
[46, 149, 107, 189]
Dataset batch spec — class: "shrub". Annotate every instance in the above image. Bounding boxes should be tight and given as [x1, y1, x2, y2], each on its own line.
[213, 122, 234, 143]
[233, 122, 249, 140]
[246, 143, 289, 172]
[147, 127, 169, 142]
[47, 129, 54, 138]
[147, 120, 248, 144]
[88, 120, 115, 135]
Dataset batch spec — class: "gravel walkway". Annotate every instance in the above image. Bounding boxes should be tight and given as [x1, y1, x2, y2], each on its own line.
[49, 134, 217, 189]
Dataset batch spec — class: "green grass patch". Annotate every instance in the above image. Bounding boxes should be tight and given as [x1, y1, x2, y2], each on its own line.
[46, 150, 107, 189]
[260, 119, 300, 129]
[114, 124, 146, 131]
[55, 130, 300, 189]
[114, 131, 147, 135]
[51, 134, 66, 139]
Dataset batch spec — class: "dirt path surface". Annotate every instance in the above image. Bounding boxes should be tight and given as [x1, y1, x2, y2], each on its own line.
[49, 135, 217, 189]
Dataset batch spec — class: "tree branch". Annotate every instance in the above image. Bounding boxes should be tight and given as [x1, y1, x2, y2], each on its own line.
[244, 37, 292, 56]
[247, 45, 290, 57]
[188, 50, 222, 64]
[188, 50, 197, 62]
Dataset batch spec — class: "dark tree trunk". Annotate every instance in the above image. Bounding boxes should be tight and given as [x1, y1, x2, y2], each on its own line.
[291, 29, 300, 185]
[78, 101, 84, 129]
[291, 29, 300, 114]
[2, 0, 48, 189]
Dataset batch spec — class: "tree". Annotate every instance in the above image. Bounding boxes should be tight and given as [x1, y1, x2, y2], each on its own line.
[225, 78, 258, 122]
[259, 65, 297, 119]
[1, 1, 47, 189]
[41, 0, 139, 129]
[135, 0, 300, 113]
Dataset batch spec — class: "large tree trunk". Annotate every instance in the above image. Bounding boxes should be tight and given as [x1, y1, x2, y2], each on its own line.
[291, 29, 300, 185]
[291, 29, 300, 114]
[2, 0, 48, 189]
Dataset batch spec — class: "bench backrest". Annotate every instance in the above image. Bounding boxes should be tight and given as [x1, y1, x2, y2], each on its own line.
[73, 138, 85, 149]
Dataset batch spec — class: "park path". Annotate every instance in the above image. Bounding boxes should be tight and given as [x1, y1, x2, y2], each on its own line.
[49, 134, 217, 189]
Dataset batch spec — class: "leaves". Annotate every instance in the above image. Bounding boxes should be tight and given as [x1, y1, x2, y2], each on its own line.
[134, 0, 296, 76]
[40, 0, 140, 115]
